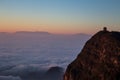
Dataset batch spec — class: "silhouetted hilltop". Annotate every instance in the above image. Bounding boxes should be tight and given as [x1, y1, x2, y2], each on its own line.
[64, 28, 120, 80]
[20, 66, 64, 80]
[43, 66, 64, 80]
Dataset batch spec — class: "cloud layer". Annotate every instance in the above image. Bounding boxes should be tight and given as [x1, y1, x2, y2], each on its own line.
[0, 33, 90, 80]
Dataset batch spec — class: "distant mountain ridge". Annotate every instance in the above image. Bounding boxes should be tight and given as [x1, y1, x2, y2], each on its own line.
[0, 31, 91, 36]
[0, 31, 91, 37]
[15, 31, 51, 35]
[73, 33, 90, 36]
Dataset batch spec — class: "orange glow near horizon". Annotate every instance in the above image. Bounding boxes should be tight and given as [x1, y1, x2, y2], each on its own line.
[0, 21, 98, 34]
[0, 25, 97, 35]
[0, 14, 118, 35]
[0, 17, 97, 34]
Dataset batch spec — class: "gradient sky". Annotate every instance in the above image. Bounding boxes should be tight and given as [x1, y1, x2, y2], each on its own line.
[0, 0, 120, 34]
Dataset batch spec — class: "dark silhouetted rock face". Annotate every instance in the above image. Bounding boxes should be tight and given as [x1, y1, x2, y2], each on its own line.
[43, 66, 64, 80]
[64, 30, 120, 80]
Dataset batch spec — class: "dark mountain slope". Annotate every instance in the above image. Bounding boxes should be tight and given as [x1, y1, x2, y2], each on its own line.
[64, 29, 120, 80]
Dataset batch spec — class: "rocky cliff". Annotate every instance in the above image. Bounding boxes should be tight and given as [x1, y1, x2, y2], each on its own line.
[64, 29, 120, 80]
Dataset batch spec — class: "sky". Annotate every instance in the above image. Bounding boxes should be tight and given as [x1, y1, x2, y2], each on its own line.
[0, 0, 120, 34]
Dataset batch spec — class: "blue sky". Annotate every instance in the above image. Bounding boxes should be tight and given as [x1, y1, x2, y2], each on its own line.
[0, 0, 120, 34]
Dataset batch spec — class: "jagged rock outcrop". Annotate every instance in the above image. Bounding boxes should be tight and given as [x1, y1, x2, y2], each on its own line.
[64, 29, 120, 80]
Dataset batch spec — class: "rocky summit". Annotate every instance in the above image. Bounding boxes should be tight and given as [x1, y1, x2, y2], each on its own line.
[64, 28, 120, 80]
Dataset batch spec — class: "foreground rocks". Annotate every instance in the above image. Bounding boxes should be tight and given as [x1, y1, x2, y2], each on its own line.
[64, 29, 120, 80]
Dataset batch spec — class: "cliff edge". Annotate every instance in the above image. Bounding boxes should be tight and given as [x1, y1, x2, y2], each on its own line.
[64, 29, 120, 80]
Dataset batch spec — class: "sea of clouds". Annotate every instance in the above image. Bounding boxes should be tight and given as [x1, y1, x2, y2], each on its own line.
[0, 32, 91, 80]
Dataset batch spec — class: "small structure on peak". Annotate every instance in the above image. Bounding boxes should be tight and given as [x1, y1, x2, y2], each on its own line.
[103, 27, 107, 31]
